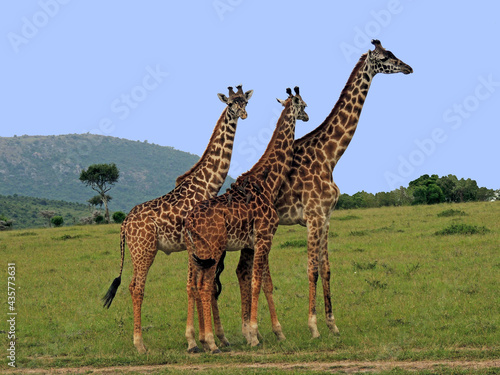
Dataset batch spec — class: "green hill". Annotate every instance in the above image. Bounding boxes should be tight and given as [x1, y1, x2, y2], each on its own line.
[0, 194, 91, 229]
[0, 134, 233, 215]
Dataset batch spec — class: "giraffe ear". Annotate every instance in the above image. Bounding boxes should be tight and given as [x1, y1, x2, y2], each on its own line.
[218, 93, 229, 103]
[244, 90, 253, 101]
[276, 98, 286, 106]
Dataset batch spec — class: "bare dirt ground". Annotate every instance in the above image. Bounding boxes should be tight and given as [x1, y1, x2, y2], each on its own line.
[5, 359, 500, 374]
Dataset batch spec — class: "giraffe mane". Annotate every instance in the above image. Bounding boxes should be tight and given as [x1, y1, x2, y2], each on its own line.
[175, 107, 230, 186]
[295, 52, 368, 144]
[236, 98, 293, 182]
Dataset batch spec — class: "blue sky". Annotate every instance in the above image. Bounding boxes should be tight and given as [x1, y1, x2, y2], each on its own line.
[2, 1, 499, 195]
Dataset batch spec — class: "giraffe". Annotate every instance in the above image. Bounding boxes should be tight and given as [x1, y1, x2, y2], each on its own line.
[235, 39, 413, 339]
[184, 87, 309, 353]
[102, 85, 253, 354]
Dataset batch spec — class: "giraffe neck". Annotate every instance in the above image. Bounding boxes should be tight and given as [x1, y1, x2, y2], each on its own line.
[296, 53, 374, 169]
[236, 101, 297, 202]
[176, 107, 237, 197]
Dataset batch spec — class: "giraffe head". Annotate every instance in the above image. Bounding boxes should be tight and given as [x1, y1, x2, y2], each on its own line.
[367, 39, 413, 75]
[217, 85, 253, 119]
[277, 86, 309, 122]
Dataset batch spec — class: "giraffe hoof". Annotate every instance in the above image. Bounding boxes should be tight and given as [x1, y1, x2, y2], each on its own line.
[328, 324, 340, 336]
[310, 329, 321, 339]
[187, 346, 202, 354]
[211, 348, 222, 354]
[136, 346, 147, 355]
[276, 332, 286, 341]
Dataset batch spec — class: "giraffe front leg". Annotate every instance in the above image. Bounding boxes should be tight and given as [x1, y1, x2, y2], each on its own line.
[319, 232, 339, 335]
[306, 217, 322, 338]
[212, 288, 230, 347]
[248, 236, 274, 347]
[262, 262, 285, 341]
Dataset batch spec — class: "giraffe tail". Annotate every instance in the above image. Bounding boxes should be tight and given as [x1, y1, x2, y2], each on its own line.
[186, 227, 217, 269]
[214, 251, 226, 300]
[102, 221, 126, 309]
[192, 253, 216, 269]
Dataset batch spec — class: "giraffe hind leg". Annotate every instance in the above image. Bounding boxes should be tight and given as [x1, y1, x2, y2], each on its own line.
[128, 245, 157, 354]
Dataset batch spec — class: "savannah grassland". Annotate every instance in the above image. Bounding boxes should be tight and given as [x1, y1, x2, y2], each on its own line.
[1, 202, 499, 374]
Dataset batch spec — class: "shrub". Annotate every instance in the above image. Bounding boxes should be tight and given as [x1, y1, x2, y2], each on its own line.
[435, 223, 490, 235]
[352, 260, 378, 271]
[51, 216, 64, 227]
[94, 215, 105, 224]
[279, 239, 308, 248]
[437, 209, 467, 217]
[112, 211, 126, 224]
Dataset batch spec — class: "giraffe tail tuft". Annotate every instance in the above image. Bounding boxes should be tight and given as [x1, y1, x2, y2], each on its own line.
[192, 253, 216, 269]
[102, 276, 122, 309]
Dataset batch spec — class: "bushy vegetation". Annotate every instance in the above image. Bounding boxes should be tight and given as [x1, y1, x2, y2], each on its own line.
[337, 174, 497, 209]
[435, 223, 490, 235]
[112, 211, 126, 223]
[50, 216, 64, 227]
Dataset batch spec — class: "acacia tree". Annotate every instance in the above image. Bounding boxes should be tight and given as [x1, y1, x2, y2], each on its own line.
[79, 163, 119, 223]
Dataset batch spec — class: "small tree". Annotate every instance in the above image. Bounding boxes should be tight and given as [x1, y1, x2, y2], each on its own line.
[112, 211, 126, 224]
[40, 210, 56, 227]
[79, 163, 119, 224]
[94, 214, 105, 224]
[51, 216, 64, 227]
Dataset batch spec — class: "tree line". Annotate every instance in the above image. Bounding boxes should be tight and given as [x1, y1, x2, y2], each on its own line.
[337, 174, 498, 210]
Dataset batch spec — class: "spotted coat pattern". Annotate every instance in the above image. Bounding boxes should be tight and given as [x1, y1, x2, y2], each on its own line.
[237, 40, 413, 339]
[103, 86, 253, 354]
[184, 88, 308, 353]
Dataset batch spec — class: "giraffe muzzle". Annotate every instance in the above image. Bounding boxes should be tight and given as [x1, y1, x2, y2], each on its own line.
[401, 64, 413, 75]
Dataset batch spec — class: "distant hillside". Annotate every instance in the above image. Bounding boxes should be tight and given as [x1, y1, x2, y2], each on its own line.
[0, 134, 233, 212]
[0, 194, 90, 229]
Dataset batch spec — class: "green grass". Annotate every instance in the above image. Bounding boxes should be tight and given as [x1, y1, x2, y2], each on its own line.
[1, 202, 499, 373]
